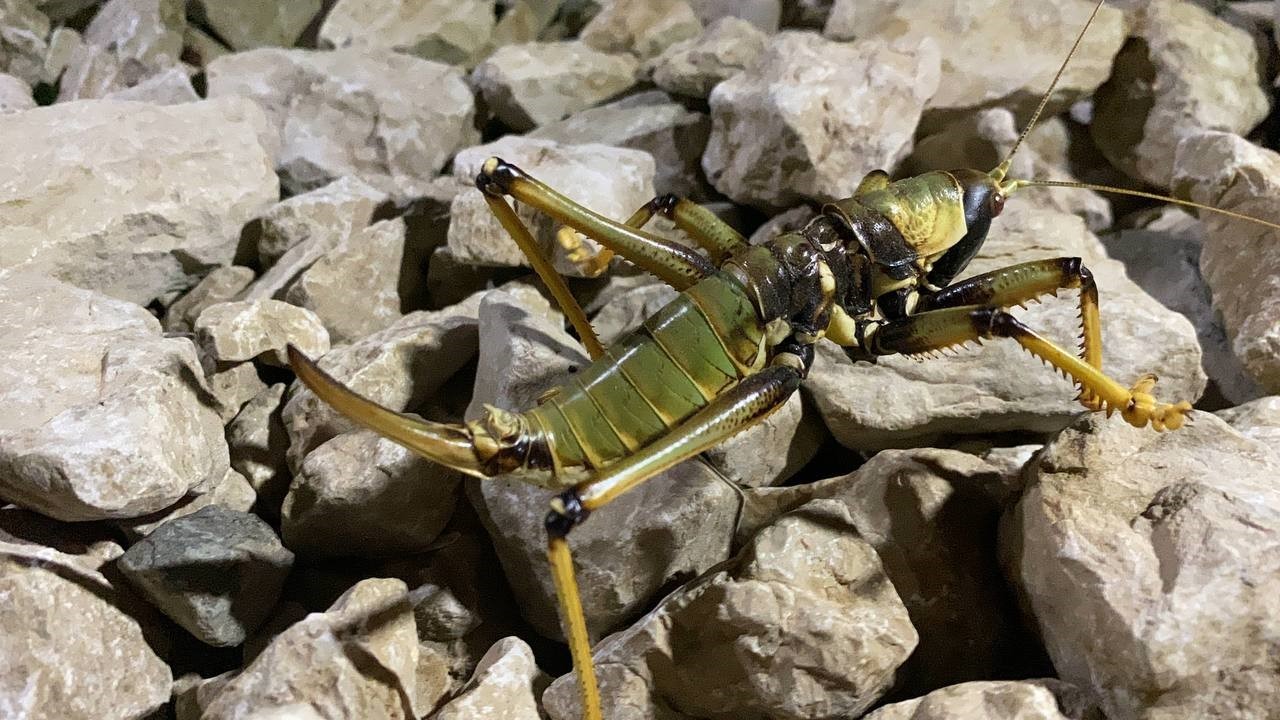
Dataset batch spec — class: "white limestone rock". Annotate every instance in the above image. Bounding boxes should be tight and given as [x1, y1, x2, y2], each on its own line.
[0, 0, 49, 86]
[0, 98, 278, 306]
[58, 0, 185, 100]
[648, 16, 769, 100]
[0, 273, 229, 521]
[579, 0, 702, 60]
[207, 48, 478, 200]
[1216, 396, 1280, 453]
[804, 200, 1208, 450]
[101, 65, 198, 104]
[1092, 0, 1269, 187]
[187, 0, 321, 51]
[0, 71, 33, 112]
[472, 41, 638, 131]
[863, 680, 1100, 720]
[163, 266, 257, 335]
[702, 31, 940, 209]
[257, 175, 387, 269]
[431, 637, 548, 720]
[194, 299, 330, 367]
[1010, 413, 1280, 719]
[320, 0, 495, 67]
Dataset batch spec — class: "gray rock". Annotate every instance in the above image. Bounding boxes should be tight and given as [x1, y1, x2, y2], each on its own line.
[282, 428, 461, 556]
[825, 0, 1124, 131]
[863, 680, 1101, 720]
[448, 136, 656, 276]
[0, 273, 229, 521]
[0, 98, 278, 306]
[182, 23, 229, 68]
[432, 637, 548, 720]
[284, 218, 405, 345]
[490, 0, 560, 46]
[206, 361, 269, 422]
[1171, 131, 1280, 394]
[118, 466, 257, 540]
[163, 266, 257, 335]
[471, 41, 638, 131]
[282, 292, 485, 471]
[101, 65, 198, 104]
[0, 0, 49, 86]
[579, 0, 702, 60]
[320, 0, 495, 67]
[118, 505, 293, 646]
[0, 532, 171, 719]
[227, 383, 291, 516]
[201, 578, 421, 719]
[187, 0, 321, 51]
[0, 71, 33, 112]
[1103, 206, 1264, 406]
[530, 94, 713, 199]
[1092, 0, 1269, 187]
[39, 24, 80, 84]
[59, 0, 185, 99]
[258, 175, 387, 269]
[1010, 413, 1280, 719]
[543, 499, 917, 720]
[687, 0, 780, 33]
[648, 16, 768, 99]
[703, 31, 940, 209]
[1216, 396, 1280, 455]
[805, 201, 1207, 450]
[195, 299, 330, 367]
[466, 287, 740, 639]
[207, 48, 478, 200]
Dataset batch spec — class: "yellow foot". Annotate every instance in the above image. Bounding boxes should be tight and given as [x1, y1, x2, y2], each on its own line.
[556, 226, 613, 277]
[1118, 373, 1193, 431]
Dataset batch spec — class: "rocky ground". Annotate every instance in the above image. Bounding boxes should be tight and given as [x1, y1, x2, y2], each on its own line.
[2, 0, 1280, 719]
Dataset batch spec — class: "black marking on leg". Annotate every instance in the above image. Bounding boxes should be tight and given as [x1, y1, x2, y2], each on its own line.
[545, 488, 590, 540]
[476, 157, 521, 195]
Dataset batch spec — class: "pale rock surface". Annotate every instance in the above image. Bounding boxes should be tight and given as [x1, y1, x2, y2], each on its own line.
[648, 16, 768, 99]
[164, 266, 256, 335]
[101, 65, 198, 104]
[805, 201, 1208, 450]
[466, 288, 740, 639]
[58, 0, 185, 99]
[904, 108, 1112, 232]
[40, 24, 80, 83]
[118, 466, 257, 540]
[195, 299, 330, 367]
[206, 361, 269, 422]
[1011, 413, 1280, 719]
[207, 48, 478, 200]
[740, 449, 1028, 694]
[227, 383, 291, 515]
[283, 428, 461, 556]
[183, 24, 229, 68]
[0, 98, 277, 305]
[448, 136, 656, 276]
[530, 93, 713, 199]
[491, 0, 559, 45]
[0, 273, 229, 521]
[687, 0, 780, 32]
[0, 70, 32, 111]
[543, 499, 917, 720]
[119, 505, 294, 646]
[863, 680, 1101, 720]
[0, 530, 171, 719]
[431, 637, 547, 720]
[284, 218, 404, 345]
[0, 0, 49, 86]
[703, 31, 941, 209]
[579, 0, 702, 60]
[1103, 206, 1263, 405]
[1216, 396, 1280, 453]
[1171, 131, 1280, 394]
[824, 0, 1124, 130]
[320, 0, 495, 67]
[282, 292, 485, 471]
[1092, 0, 1269, 187]
[472, 41, 638, 131]
[201, 578, 422, 720]
[258, 175, 387, 269]
[187, 0, 321, 50]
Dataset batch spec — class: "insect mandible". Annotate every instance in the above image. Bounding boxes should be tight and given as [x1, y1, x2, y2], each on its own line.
[287, 1, 1280, 717]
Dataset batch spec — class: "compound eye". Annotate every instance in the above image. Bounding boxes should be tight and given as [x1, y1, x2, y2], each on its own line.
[990, 192, 1006, 217]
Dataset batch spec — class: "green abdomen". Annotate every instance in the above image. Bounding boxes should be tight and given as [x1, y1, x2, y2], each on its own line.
[526, 272, 765, 472]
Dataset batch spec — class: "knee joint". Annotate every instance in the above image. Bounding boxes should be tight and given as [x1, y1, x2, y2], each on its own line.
[545, 489, 590, 539]
[476, 156, 518, 195]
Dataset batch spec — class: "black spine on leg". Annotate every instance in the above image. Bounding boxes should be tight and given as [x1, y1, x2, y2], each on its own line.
[545, 488, 590, 539]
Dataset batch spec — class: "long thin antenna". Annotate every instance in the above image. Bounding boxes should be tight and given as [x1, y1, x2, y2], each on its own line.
[1012, 178, 1280, 232]
[993, 0, 1107, 181]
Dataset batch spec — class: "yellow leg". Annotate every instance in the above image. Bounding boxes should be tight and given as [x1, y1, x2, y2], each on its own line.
[547, 535, 602, 720]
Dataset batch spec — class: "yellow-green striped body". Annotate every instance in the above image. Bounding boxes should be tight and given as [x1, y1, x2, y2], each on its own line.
[525, 272, 766, 477]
